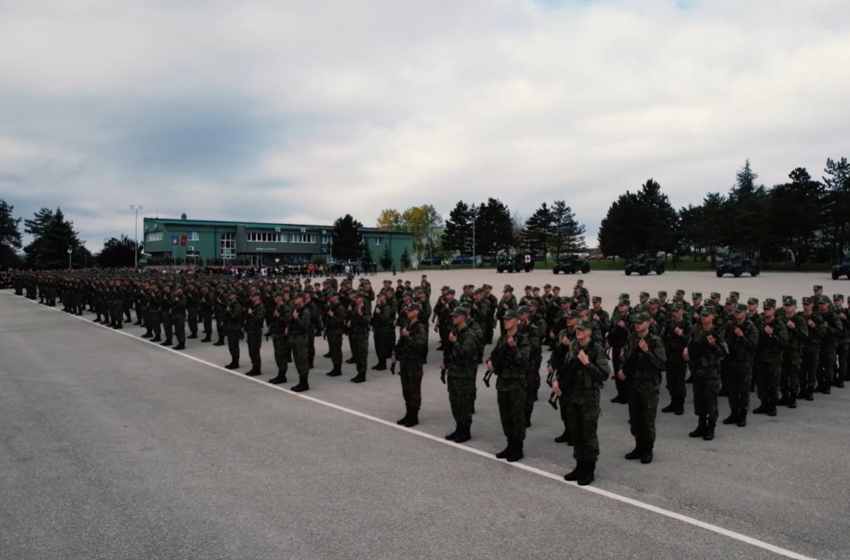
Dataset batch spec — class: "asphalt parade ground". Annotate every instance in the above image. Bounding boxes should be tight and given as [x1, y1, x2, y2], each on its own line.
[2, 269, 849, 560]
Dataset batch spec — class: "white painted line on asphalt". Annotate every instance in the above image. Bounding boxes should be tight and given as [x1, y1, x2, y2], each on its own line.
[2, 291, 816, 560]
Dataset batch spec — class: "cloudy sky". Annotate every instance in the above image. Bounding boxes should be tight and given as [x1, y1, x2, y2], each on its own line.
[1, 0, 849, 249]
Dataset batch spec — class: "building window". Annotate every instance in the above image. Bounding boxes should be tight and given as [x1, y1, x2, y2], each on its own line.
[322, 235, 331, 245]
[289, 233, 299, 243]
[374, 237, 382, 246]
[221, 232, 235, 259]
[300, 234, 316, 244]
[189, 231, 199, 241]
[145, 232, 163, 242]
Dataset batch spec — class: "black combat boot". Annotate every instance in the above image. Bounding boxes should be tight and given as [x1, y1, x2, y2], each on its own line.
[151, 334, 162, 342]
[689, 417, 707, 438]
[323, 352, 331, 358]
[404, 409, 419, 428]
[327, 365, 342, 377]
[187, 333, 198, 340]
[269, 369, 288, 384]
[291, 376, 310, 393]
[805, 386, 815, 401]
[201, 334, 212, 343]
[213, 337, 225, 346]
[173, 343, 185, 350]
[640, 442, 654, 464]
[345, 357, 356, 364]
[134, 320, 142, 326]
[506, 440, 523, 463]
[624, 441, 642, 460]
[495, 440, 513, 459]
[161, 339, 173, 347]
[577, 460, 595, 486]
[141, 331, 152, 339]
[719, 386, 729, 397]
[778, 393, 789, 406]
[525, 410, 532, 429]
[308, 360, 314, 370]
[767, 398, 777, 417]
[554, 430, 571, 444]
[661, 401, 676, 413]
[245, 367, 261, 377]
[703, 420, 716, 441]
[224, 362, 239, 370]
[564, 461, 582, 482]
[737, 409, 747, 427]
[372, 360, 387, 371]
[788, 393, 797, 408]
[752, 400, 768, 414]
[351, 371, 366, 384]
[397, 407, 412, 426]
[722, 409, 738, 425]
[454, 424, 471, 443]
[445, 424, 459, 441]
[94, 316, 102, 323]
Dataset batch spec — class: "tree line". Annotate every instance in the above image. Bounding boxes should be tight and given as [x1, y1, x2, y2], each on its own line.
[598, 158, 850, 266]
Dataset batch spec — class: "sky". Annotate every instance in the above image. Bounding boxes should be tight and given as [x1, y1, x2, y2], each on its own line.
[1, 0, 849, 250]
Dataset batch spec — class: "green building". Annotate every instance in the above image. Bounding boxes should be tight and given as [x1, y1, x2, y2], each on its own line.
[141, 216, 412, 269]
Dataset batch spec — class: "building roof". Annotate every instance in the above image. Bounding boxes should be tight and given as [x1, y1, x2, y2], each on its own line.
[143, 217, 408, 235]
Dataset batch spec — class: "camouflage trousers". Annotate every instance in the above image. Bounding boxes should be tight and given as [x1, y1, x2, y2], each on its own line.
[801, 346, 820, 390]
[111, 303, 124, 327]
[628, 380, 659, 444]
[227, 331, 241, 364]
[524, 359, 542, 421]
[448, 376, 475, 427]
[307, 334, 315, 367]
[565, 391, 600, 462]
[497, 387, 527, 443]
[201, 310, 213, 336]
[149, 310, 162, 339]
[724, 361, 752, 411]
[162, 315, 173, 342]
[612, 346, 629, 400]
[272, 336, 289, 372]
[135, 304, 143, 325]
[755, 360, 782, 402]
[780, 351, 801, 397]
[374, 329, 395, 361]
[291, 339, 309, 378]
[351, 334, 369, 374]
[246, 331, 262, 368]
[172, 316, 186, 345]
[692, 375, 720, 422]
[215, 317, 225, 342]
[818, 345, 836, 388]
[837, 344, 848, 382]
[123, 300, 132, 322]
[399, 360, 424, 411]
[666, 358, 687, 403]
[327, 332, 343, 366]
[187, 309, 198, 336]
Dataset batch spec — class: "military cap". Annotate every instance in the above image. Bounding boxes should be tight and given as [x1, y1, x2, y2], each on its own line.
[747, 297, 759, 305]
[592, 296, 602, 303]
[818, 295, 831, 304]
[353, 291, 366, 299]
[502, 309, 519, 320]
[294, 291, 305, 299]
[785, 298, 797, 306]
[383, 279, 392, 285]
[503, 285, 514, 292]
[833, 294, 845, 301]
[802, 297, 812, 305]
[543, 284, 552, 289]
[273, 291, 284, 299]
[730, 291, 740, 299]
[699, 307, 715, 316]
[529, 299, 540, 308]
[576, 279, 584, 285]
[710, 292, 721, 300]
[404, 280, 411, 285]
[575, 319, 592, 331]
[676, 289, 685, 296]
[814, 285, 823, 291]
[375, 290, 386, 297]
[553, 286, 561, 291]
[249, 290, 261, 297]
[532, 286, 540, 292]
[763, 298, 776, 309]
[403, 290, 414, 299]
[633, 304, 649, 313]
[450, 307, 467, 318]
[459, 301, 472, 309]
[782, 295, 792, 303]
[441, 285, 450, 291]
[421, 274, 428, 278]
[566, 310, 580, 319]
[725, 297, 735, 305]
[658, 291, 667, 297]
[640, 291, 650, 298]
[329, 291, 340, 298]
[618, 298, 630, 307]
[482, 284, 492, 289]
[406, 303, 422, 313]
[649, 298, 660, 305]
[524, 285, 532, 291]
[632, 312, 651, 323]
[558, 296, 570, 304]
[735, 303, 748, 313]
[619, 293, 630, 300]
[464, 284, 473, 289]
[447, 288, 456, 294]
[575, 302, 588, 311]
[517, 305, 531, 314]
[670, 303, 683, 311]
[362, 279, 371, 285]
[692, 292, 702, 299]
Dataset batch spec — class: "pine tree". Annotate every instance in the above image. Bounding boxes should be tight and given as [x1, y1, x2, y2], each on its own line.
[379, 243, 394, 270]
[0, 199, 22, 268]
[332, 214, 364, 262]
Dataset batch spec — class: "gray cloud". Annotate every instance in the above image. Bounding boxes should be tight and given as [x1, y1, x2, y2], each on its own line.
[1, 0, 849, 250]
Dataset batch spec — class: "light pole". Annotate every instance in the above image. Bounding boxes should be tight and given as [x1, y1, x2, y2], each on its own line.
[67, 248, 72, 269]
[472, 220, 476, 270]
[130, 204, 143, 269]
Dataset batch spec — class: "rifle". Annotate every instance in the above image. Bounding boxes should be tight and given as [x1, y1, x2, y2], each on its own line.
[440, 363, 446, 384]
[546, 367, 555, 388]
[390, 357, 397, 375]
[548, 391, 559, 410]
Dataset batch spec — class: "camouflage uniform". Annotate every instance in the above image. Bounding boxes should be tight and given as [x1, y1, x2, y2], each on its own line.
[445, 317, 478, 439]
[722, 309, 759, 424]
[489, 322, 530, 457]
[754, 304, 788, 415]
[661, 311, 691, 413]
[687, 315, 729, 439]
[622, 324, 666, 458]
[780, 301, 808, 406]
[395, 312, 428, 425]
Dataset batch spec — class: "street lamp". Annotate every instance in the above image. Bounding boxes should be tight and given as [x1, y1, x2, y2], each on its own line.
[67, 248, 72, 269]
[130, 204, 144, 269]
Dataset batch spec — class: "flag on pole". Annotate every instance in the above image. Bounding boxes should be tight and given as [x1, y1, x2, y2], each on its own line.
[180, 235, 187, 247]
[171, 236, 178, 247]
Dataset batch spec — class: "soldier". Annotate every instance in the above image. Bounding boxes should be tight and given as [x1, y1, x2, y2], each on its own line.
[799, 297, 822, 400]
[324, 291, 347, 377]
[746, 297, 763, 393]
[684, 307, 728, 441]
[171, 286, 187, 351]
[518, 305, 542, 428]
[303, 289, 321, 369]
[689, 293, 704, 325]
[244, 291, 266, 376]
[268, 292, 289, 385]
[199, 285, 214, 342]
[213, 286, 227, 346]
[496, 285, 517, 334]
[780, 298, 808, 407]
[658, 291, 670, 315]
[443, 307, 477, 443]
[487, 309, 530, 463]
[753, 299, 788, 416]
[833, 294, 849, 387]
[483, 284, 498, 344]
[111, 279, 125, 329]
[160, 285, 174, 347]
[289, 292, 313, 392]
[223, 291, 244, 370]
[548, 311, 578, 444]
[554, 319, 609, 486]
[371, 290, 396, 371]
[420, 274, 431, 300]
[619, 312, 665, 464]
[147, 285, 163, 342]
[817, 295, 843, 394]
[590, 296, 611, 342]
[185, 282, 200, 339]
[348, 292, 371, 383]
[607, 297, 632, 404]
[661, 303, 691, 415]
[393, 303, 428, 427]
[722, 303, 759, 427]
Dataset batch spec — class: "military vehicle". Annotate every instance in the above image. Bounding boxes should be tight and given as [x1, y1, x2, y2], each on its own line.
[553, 254, 590, 274]
[716, 253, 760, 278]
[624, 254, 665, 276]
[832, 257, 850, 280]
[496, 253, 534, 273]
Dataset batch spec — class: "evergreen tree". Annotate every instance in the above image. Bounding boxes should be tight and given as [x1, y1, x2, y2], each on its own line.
[0, 199, 22, 268]
[400, 247, 412, 268]
[474, 198, 512, 259]
[359, 241, 375, 269]
[97, 235, 140, 268]
[23, 207, 83, 269]
[550, 201, 585, 257]
[378, 243, 394, 270]
[822, 157, 850, 261]
[767, 168, 824, 266]
[441, 201, 474, 255]
[523, 203, 553, 262]
[332, 214, 364, 262]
